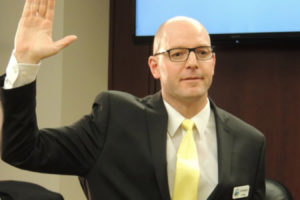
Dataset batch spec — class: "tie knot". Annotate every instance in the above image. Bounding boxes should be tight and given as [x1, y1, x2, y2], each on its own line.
[181, 119, 194, 131]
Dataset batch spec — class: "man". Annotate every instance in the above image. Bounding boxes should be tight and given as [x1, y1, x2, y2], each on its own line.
[1, 0, 265, 199]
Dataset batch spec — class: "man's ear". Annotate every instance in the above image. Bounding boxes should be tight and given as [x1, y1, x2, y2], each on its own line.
[212, 53, 216, 76]
[148, 56, 160, 79]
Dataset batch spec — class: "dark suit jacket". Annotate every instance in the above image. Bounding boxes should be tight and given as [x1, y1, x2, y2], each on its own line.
[1, 81, 265, 200]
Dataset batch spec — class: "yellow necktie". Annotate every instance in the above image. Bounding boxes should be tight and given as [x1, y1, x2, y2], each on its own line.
[172, 119, 200, 200]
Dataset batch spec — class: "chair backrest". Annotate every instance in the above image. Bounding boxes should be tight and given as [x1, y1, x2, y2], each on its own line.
[0, 180, 64, 200]
[265, 178, 293, 200]
[78, 176, 92, 200]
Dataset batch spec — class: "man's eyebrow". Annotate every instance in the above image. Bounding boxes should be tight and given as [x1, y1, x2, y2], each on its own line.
[169, 45, 212, 49]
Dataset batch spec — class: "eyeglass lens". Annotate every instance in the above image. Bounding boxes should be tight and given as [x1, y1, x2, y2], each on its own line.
[169, 47, 213, 62]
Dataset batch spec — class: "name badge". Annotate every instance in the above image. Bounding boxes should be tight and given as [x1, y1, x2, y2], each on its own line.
[232, 185, 250, 199]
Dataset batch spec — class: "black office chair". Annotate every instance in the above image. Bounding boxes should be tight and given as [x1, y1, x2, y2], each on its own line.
[265, 178, 293, 200]
[0, 180, 64, 200]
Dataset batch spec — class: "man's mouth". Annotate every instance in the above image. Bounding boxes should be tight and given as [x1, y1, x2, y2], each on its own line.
[181, 76, 203, 81]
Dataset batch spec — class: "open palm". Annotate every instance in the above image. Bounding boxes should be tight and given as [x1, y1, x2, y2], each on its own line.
[14, 0, 77, 64]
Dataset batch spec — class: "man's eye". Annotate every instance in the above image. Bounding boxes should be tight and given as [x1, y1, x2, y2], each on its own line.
[173, 52, 183, 57]
[170, 50, 186, 57]
[196, 48, 212, 58]
[198, 50, 209, 55]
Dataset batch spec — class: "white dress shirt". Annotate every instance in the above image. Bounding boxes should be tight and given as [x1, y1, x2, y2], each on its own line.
[4, 53, 218, 200]
[164, 100, 218, 200]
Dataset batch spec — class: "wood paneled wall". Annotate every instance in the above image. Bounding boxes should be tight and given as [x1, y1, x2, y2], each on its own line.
[109, 0, 300, 198]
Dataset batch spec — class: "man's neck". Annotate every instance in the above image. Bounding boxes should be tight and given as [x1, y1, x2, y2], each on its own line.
[162, 94, 208, 119]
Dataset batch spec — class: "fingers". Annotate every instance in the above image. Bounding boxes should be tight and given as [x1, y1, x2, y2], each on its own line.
[32, 0, 40, 16]
[45, 0, 55, 21]
[21, 0, 34, 18]
[21, 0, 54, 18]
[38, 0, 47, 17]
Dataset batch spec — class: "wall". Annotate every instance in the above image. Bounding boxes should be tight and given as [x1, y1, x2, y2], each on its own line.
[0, 0, 109, 200]
[60, 0, 109, 199]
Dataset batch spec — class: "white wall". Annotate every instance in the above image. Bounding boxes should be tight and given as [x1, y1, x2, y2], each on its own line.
[59, 0, 109, 199]
[0, 0, 109, 199]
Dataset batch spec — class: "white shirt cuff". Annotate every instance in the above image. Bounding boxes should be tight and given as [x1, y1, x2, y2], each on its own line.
[4, 51, 40, 89]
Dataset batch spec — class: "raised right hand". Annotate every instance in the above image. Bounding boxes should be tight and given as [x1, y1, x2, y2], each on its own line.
[14, 0, 77, 64]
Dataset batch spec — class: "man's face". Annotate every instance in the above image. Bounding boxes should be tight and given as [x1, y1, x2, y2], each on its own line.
[149, 20, 216, 104]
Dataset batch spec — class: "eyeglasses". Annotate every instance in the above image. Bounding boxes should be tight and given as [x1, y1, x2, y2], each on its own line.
[153, 46, 214, 62]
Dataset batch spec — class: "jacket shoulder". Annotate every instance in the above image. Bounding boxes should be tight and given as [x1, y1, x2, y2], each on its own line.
[214, 106, 265, 142]
[93, 90, 159, 109]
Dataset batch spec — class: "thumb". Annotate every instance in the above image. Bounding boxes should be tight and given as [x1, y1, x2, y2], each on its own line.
[54, 35, 78, 51]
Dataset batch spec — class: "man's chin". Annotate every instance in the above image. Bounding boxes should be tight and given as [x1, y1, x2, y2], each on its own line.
[179, 90, 208, 101]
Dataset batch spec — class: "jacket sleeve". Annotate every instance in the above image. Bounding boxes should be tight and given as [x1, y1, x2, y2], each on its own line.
[1, 81, 110, 176]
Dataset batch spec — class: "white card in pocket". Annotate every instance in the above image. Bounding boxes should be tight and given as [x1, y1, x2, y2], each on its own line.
[232, 185, 250, 199]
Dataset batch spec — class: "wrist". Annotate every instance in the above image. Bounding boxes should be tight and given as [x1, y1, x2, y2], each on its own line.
[14, 51, 40, 64]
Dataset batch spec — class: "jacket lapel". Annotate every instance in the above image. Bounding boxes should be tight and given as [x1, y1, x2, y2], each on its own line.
[208, 101, 235, 200]
[144, 92, 170, 200]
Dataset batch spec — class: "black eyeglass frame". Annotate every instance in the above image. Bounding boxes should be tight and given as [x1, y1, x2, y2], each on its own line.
[153, 46, 215, 62]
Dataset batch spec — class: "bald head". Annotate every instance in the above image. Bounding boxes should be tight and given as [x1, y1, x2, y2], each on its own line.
[153, 16, 211, 55]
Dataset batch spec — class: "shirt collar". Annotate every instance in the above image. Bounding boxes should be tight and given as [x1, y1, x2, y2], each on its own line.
[163, 99, 211, 138]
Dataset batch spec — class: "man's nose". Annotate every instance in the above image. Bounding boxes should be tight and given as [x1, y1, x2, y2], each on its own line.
[185, 51, 199, 69]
